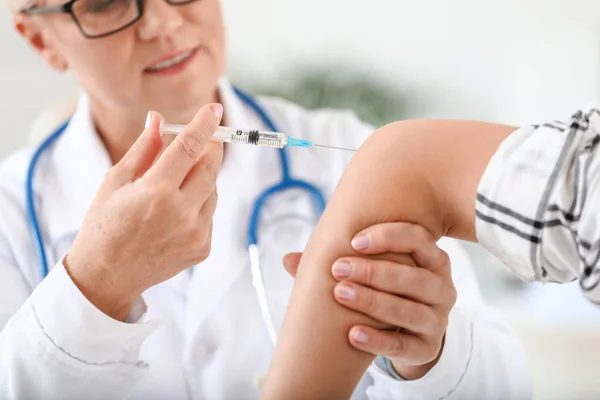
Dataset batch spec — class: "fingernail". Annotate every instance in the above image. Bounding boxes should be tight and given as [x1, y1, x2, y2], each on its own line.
[353, 330, 369, 344]
[145, 111, 153, 129]
[351, 235, 370, 250]
[211, 103, 223, 118]
[335, 284, 356, 301]
[332, 261, 352, 278]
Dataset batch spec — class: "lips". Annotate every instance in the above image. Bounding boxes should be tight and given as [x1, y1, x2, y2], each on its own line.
[145, 48, 198, 73]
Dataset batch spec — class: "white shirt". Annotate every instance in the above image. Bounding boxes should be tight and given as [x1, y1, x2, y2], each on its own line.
[0, 79, 531, 399]
[477, 105, 600, 306]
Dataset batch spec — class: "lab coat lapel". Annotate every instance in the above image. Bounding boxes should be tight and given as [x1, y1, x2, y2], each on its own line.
[43, 96, 112, 253]
[183, 151, 249, 336]
[184, 81, 277, 340]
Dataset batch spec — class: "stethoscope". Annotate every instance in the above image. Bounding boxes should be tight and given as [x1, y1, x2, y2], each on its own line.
[26, 86, 326, 346]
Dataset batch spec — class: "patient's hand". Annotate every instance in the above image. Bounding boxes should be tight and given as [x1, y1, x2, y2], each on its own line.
[283, 222, 456, 380]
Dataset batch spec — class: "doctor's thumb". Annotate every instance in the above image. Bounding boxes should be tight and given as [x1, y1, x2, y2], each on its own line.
[115, 111, 165, 181]
[282, 252, 303, 277]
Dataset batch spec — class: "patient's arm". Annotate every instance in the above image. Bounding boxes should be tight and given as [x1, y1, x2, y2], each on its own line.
[260, 119, 515, 399]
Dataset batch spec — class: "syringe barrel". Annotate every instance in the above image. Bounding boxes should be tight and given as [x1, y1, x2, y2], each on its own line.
[161, 124, 286, 149]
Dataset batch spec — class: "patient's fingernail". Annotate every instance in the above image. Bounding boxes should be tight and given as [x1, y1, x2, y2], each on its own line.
[332, 261, 352, 278]
[145, 111, 153, 129]
[335, 284, 356, 301]
[353, 330, 369, 344]
[351, 235, 370, 250]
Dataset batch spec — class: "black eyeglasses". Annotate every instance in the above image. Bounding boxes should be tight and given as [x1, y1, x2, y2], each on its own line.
[20, 0, 199, 39]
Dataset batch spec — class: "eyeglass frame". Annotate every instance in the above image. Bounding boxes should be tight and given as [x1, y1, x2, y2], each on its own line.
[19, 0, 198, 39]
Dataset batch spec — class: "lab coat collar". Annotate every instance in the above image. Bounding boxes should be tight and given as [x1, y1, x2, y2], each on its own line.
[46, 95, 112, 244]
[44, 77, 255, 244]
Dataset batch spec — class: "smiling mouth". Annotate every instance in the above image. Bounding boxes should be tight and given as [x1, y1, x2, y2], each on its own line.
[145, 48, 198, 73]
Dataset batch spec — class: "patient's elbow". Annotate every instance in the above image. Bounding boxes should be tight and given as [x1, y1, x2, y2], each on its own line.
[334, 120, 444, 238]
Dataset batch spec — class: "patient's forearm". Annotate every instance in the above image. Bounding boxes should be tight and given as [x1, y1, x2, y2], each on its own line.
[260, 120, 516, 399]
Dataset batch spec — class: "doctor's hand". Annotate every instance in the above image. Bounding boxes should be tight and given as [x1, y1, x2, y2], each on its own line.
[65, 104, 224, 322]
[283, 222, 457, 381]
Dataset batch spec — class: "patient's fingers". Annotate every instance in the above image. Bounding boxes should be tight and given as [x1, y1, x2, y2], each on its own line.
[333, 282, 438, 335]
[332, 258, 445, 305]
[347, 325, 440, 368]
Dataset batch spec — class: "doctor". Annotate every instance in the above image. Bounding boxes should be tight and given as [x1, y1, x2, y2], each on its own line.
[0, 0, 530, 399]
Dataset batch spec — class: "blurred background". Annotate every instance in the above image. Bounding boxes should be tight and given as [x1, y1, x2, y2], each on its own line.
[1, 0, 599, 398]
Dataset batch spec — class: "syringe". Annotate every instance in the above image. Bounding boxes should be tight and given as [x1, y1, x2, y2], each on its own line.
[160, 124, 355, 152]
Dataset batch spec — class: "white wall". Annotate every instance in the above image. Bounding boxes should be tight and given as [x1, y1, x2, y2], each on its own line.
[223, 0, 600, 123]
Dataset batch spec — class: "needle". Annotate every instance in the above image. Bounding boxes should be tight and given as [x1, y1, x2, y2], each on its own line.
[312, 143, 356, 152]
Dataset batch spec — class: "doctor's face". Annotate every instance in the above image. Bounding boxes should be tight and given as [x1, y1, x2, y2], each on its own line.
[14, 0, 226, 120]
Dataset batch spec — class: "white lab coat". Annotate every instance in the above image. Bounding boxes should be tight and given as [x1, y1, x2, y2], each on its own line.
[0, 79, 531, 400]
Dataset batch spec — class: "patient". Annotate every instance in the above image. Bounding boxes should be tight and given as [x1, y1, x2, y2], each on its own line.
[260, 109, 600, 398]
[259, 119, 512, 399]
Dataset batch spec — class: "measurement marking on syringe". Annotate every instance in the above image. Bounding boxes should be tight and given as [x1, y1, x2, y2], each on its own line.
[258, 139, 283, 147]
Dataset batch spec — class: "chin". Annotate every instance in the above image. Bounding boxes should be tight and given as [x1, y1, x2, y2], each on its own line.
[143, 71, 221, 120]
[159, 92, 217, 123]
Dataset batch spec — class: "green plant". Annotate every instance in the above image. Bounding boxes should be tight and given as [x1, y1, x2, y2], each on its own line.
[234, 65, 415, 127]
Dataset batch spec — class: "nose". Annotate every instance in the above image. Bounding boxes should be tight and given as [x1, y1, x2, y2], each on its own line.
[137, 0, 185, 41]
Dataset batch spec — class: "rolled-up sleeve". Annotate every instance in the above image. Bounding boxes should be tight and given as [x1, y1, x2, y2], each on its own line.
[476, 106, 600, 305]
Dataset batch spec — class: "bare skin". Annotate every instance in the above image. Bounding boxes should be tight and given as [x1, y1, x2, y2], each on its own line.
[260, 119, 516, 399]
[67, 105, 224, 321]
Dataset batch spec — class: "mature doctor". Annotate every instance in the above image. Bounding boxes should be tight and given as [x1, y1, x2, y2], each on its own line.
[0, 0, 530, 399]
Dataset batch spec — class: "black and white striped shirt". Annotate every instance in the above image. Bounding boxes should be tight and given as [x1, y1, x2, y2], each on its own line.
[475, 106, 600, 306]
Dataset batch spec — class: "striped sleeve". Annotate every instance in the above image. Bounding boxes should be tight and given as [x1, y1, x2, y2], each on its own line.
[475, 106, 600, 306]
